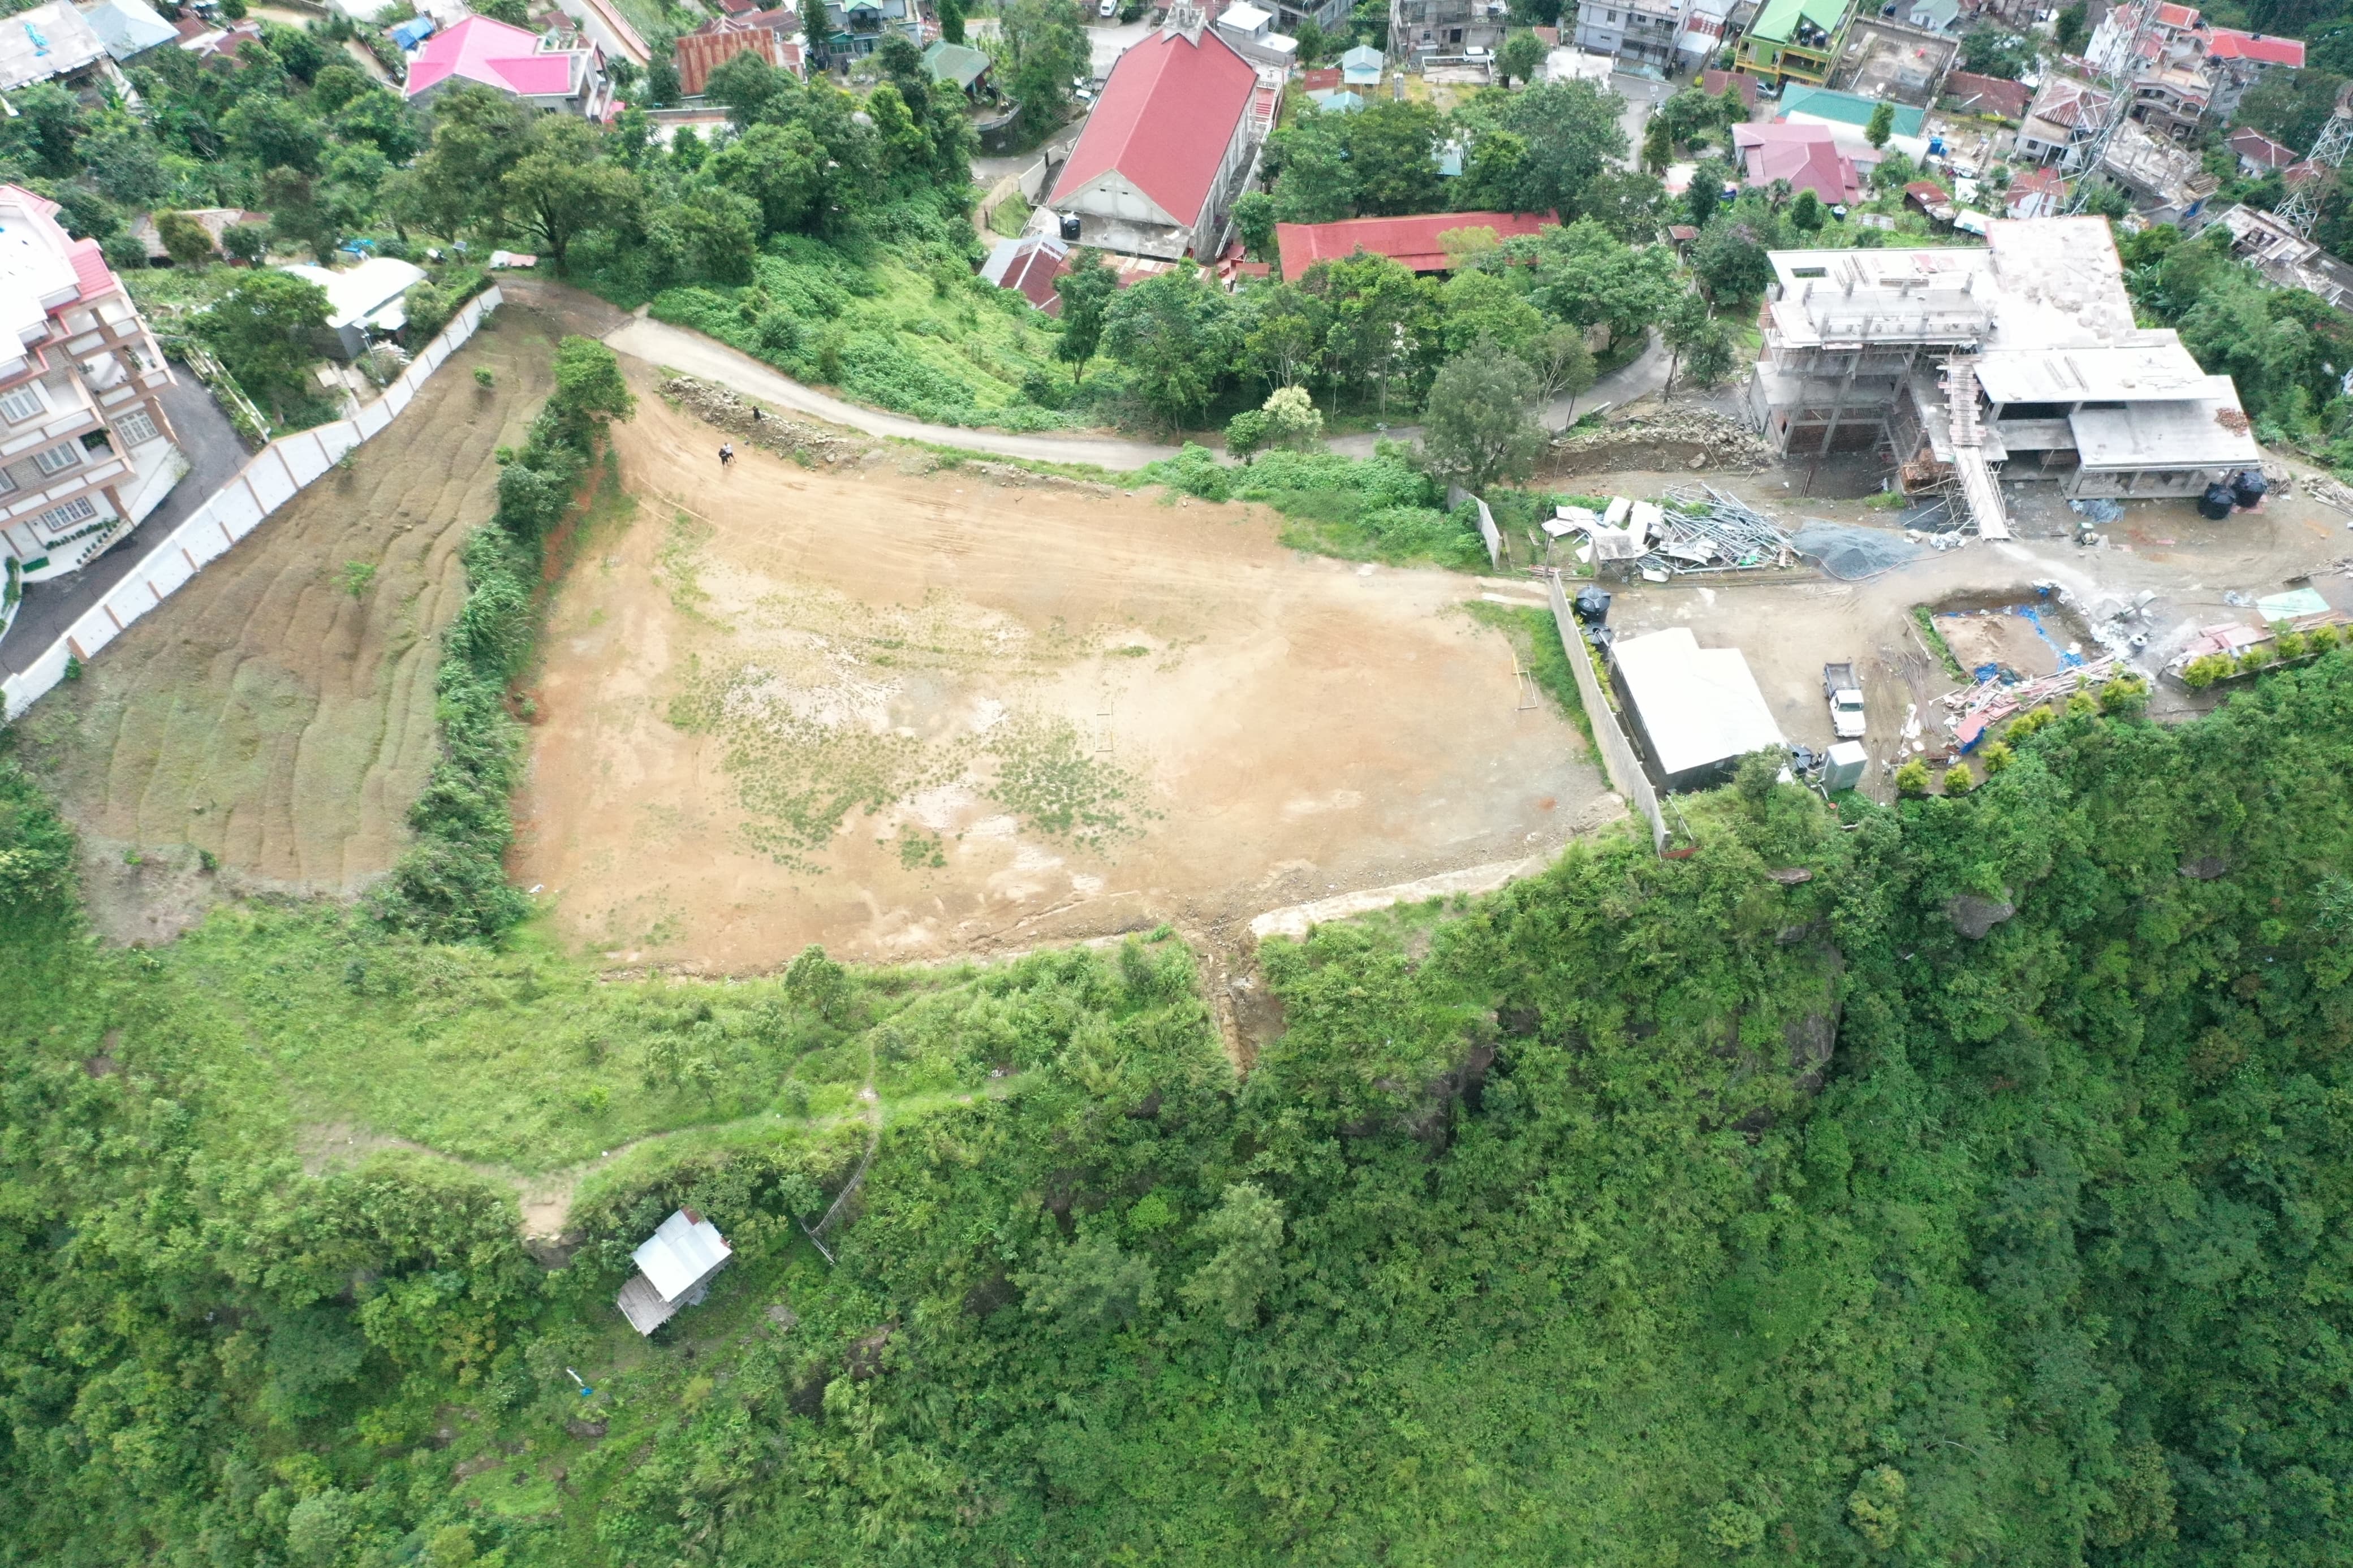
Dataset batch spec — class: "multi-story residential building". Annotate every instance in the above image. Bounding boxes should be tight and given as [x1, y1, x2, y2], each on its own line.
[2082, 1, 2305, 131]
[1390, 0, 1509, 64]
[1571, 0, 1680, 72]
[0, 185, 181, 616]
[1736, 0, 1852, 87]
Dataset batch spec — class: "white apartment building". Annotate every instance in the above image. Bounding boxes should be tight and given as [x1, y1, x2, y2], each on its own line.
[0, 185, 182, 615]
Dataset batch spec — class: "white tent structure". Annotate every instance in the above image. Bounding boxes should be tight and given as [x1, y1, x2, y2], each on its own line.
[616, 1208, 733, 1334]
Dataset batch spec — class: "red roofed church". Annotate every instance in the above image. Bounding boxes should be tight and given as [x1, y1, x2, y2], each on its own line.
[1044, 3, 1270, 261]
[1274, 211, 1553, 282]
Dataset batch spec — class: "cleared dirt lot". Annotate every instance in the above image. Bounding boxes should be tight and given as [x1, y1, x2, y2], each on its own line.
[18, 309, 562, 940]
[511, 378, 1609, 969]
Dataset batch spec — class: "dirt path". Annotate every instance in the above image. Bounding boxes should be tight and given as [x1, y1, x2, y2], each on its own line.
[17, 310, 564, 941]
[600, 315, 1189, 472]
[508, 369, 1609, 970]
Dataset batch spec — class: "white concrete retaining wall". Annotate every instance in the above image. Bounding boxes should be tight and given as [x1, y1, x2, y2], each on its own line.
[1548, 568, 1667, 854]
[2, 286, 503, 721]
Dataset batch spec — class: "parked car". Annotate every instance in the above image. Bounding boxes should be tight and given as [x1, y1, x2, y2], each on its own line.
[1099, 0, 1118, 17]
[1824, 663, 1867, 740]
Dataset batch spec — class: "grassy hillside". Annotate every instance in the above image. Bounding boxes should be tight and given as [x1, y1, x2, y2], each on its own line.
[2, 647, 2352, 1566]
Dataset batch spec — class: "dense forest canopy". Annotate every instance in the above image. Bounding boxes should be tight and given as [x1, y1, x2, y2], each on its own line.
[4, 633, 2353, 1562]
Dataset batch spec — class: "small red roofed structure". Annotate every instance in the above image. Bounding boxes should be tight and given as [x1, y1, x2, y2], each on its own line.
[1274, 210, 1553, 282]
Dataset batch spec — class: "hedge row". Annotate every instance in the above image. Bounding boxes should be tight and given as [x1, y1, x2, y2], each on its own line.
[371, 335, 634, 943]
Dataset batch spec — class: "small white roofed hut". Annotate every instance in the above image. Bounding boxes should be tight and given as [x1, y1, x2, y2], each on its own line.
[1608, 627, 1787, 792]
[615, 1208, 732, 1334]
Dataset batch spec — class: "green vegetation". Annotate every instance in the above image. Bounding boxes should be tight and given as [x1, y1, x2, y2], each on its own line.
[1912, 604, 1967, 680]
[1463, 599, 1595, 746]
[1141, 442, 1488, 568]
[7, 653, 2353, 1563]
[376, 337, 634, 943]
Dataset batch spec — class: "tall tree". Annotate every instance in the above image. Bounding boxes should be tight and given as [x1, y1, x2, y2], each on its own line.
[502, 118, 640, 273]
[1102, 270, 1239, 427]
[1053, 249, 1119, 383]
[1865, 100, 1895, 152]
[196, 269, 332, 417]
[1420, 341, 1546, 492]
[1495, 80, 1630, 219]
[1003, 0, 1091, 140]
[1497, 29, 1546, 88]
[1348, 100, 1445, 217]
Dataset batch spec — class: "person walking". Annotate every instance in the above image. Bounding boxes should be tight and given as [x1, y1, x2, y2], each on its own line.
[719, 442, 734, 468]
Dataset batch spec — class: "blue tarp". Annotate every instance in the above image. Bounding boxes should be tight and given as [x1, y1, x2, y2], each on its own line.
[390, 16, 434, 49]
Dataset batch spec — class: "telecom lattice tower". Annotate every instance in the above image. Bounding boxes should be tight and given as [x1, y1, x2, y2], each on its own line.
[2061, 0, 2161, 215]
[2274, 87, 2353, 238]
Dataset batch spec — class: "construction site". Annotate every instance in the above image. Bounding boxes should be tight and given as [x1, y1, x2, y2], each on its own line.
[1745, 217, 2265, 541]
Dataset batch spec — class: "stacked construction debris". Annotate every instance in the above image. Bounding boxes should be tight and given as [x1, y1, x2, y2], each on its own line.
[1547, 486, 1797, 580]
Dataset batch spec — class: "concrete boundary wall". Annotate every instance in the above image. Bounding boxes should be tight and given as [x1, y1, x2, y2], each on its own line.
[1448, 484, 1503, 569]
[2, 287, 505, 722]
[1546, 568, 1667, 853]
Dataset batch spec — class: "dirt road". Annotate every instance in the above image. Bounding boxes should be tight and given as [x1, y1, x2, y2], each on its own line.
[601, 315, 1188, 472]
[510, 374, 1609, 969]
[18, 310, 563, 941]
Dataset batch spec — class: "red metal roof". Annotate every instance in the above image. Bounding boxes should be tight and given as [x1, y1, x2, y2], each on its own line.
[2152, 2, 2199, 27]
[1274, 210, 1554, 282]
[2227, 127, 2297, 169]
[981, 236, 1074, 313]
[2207, 27, 2303, 65]
[1047, 26, 1259, 234]
[1700, 67, 1758, 107]
[1733, 123, 1861, 206]
[1940, 70, 2030, 120]
[676, 25, 782, 95]
[67, 238, 114, 304]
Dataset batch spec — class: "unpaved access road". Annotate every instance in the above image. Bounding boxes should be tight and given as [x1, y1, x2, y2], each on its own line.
[509, 373, 1611, 970]
[16, 309, 563, 942]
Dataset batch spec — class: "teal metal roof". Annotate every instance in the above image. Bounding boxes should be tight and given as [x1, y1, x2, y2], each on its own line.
[921, 38, 990, 89]
[1748, 0, 1851, 45]
[1778, 85, 1924, 137]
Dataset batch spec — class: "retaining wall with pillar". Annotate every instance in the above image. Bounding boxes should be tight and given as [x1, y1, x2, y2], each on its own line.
[1546, 568, 1668, 853]
[1, 286, 505, 721]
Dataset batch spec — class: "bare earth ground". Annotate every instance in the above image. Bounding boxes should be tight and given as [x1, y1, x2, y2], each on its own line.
[18, 309, 563, 941]
[510, 376, 1612, 970]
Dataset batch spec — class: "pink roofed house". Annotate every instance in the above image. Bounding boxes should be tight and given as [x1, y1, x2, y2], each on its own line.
[1042, 3, 1268, 262]
[403, 15, 617, 120]
[1733, 122, 1864, 206]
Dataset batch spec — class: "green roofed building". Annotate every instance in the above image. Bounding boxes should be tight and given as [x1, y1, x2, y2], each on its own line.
[1777, 84, 1926, 140]
[1737, 0, 1854, 86]
[922, 38, 992, 94]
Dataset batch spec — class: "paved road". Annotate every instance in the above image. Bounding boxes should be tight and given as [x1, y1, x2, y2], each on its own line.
[602, 315, 1190, 471]
[1, 377, 245, 676]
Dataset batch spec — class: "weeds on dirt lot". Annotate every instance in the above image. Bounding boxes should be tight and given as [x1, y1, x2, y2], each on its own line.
[1463, 601, 1594, 750]
[983, 715, 1145, 846]
[1141, 443, 1488, 571]
[1910, 605, 1967, 681]
[375, 338, 635, 944]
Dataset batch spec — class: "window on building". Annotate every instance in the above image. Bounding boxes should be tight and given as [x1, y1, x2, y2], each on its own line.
[0, 383, 48, 424]
[35, 495, 96, 534]
[32, 442, 83, 477]
[115, 411, 159, 447]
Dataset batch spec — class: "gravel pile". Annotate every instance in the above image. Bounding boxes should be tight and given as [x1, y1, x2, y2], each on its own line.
[1792, 520, 1924, 581]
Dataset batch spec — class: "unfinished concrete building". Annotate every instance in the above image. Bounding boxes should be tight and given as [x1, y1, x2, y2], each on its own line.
[1747, 217, 2261, 534]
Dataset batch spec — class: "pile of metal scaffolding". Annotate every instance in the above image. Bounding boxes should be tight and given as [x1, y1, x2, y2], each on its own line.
[1643, 484, 1797, 575]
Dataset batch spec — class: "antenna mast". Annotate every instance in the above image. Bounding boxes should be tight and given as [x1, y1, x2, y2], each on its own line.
[2275, 82, 2353, 237]
[2062, 0, 2161, 214]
